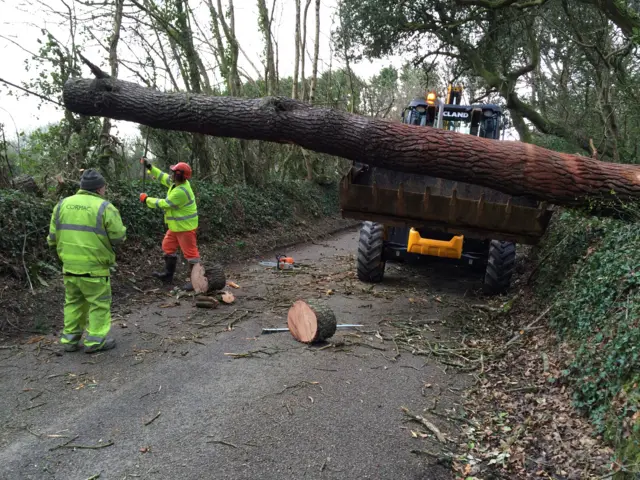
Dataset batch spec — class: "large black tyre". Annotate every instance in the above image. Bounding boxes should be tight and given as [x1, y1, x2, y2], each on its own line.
[483, 240, 516, 295]
[357, 221, 386, 283]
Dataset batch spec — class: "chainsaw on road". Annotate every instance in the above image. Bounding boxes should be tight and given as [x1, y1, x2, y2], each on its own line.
[259, 254, 299, 270]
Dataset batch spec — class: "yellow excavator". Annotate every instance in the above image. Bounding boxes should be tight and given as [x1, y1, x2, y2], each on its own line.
[339, 85, 553, 294]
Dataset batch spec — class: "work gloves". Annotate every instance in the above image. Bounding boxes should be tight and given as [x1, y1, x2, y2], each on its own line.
[140, 157, 152, 170]
[139, 193, 148, 203]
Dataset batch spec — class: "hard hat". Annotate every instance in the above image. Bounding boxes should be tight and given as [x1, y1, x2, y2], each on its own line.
[170, 162, 192, 180]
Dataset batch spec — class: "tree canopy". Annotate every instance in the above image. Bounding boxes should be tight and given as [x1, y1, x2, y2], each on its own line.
[335, 0, 640, 162]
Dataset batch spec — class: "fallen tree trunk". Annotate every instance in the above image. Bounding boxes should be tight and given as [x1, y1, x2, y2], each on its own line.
[62, 73, 640, 207]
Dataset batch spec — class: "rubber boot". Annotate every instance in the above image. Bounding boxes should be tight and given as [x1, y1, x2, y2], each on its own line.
[182, 262, 195, 291]
[152, 255, 177, 284]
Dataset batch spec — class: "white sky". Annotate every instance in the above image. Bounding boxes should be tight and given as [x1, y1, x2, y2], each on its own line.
[0, 0, 403, 140]
[0, 0, 519, 142]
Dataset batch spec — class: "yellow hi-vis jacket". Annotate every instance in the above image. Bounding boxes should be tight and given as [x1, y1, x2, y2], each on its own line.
[47, 190, 127, 277]
[144, 165, 198, 232]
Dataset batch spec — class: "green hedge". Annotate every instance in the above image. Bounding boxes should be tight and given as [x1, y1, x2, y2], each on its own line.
[534, 209, 640, 468]
[0, 179, 340, 276]
[0, 190, 57, 270]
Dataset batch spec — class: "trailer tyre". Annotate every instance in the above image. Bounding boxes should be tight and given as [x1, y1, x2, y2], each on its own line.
[357, 222, 386, 283]
[483, 240, 516, 295]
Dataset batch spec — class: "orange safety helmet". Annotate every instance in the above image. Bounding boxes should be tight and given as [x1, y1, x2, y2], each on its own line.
[170, 162, 192, 180]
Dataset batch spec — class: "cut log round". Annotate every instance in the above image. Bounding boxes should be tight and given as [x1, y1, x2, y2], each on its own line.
[287, 299, 337, 344]
[191, 263, 208, 294]
[205, 263, 226, 292]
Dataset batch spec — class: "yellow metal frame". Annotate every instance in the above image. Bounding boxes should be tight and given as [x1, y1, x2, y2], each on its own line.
[406, 228, 463, 259]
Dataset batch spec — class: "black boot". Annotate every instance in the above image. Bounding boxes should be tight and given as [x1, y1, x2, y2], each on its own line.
[152, 255, 177, 284]
[182, 262, 195, 291]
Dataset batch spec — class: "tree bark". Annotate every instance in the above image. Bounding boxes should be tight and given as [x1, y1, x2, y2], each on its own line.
[62, 76, 640, 207]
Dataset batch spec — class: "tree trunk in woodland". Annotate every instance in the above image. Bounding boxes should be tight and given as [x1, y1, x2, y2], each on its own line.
[207, 0, 242, 96]
[171, 0, 212, 175]
[308, 0, 320, 105]
[257, 0, 277, 96]
[300, 0, 312, 102]
[98, 0, 124, 180]
[287, 299, 337, 343]
[292, 0, 301, 99]
[62, 75, 640, 208]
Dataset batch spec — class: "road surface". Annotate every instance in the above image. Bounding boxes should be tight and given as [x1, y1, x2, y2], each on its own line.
[0, 228, 485, 479]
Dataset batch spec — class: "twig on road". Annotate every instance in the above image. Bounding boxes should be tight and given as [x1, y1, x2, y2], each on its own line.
[224, 347, 280, 358]
[206, 439, 238, 448]
[227, 310, 250, 330]
[60, 440, 114, 450]
[144, 411, 161, 426]
[140, 385, 162, 399]
[263, 381, 322, 398]
[23, 402, 46, 411]
[401, 406, 447, 443]
[49, 435, 80, 451]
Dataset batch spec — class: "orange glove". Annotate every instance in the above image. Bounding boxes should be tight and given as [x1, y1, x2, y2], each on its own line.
[139, 193, 148, 203]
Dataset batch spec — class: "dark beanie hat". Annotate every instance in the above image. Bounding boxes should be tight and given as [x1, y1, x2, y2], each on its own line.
[80, 169, 106, 191]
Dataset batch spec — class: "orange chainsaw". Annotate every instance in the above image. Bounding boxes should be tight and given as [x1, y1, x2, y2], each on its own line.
[259, 254, 297, 270]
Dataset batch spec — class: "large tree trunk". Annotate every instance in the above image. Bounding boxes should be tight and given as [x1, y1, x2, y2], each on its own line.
[62, 75, 640, 207]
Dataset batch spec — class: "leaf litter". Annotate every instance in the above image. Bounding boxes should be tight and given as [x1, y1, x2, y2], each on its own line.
[425, 293, 617, 479]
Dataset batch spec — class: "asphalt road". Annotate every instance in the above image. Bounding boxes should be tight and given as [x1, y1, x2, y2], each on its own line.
[0, 228, 483, 480]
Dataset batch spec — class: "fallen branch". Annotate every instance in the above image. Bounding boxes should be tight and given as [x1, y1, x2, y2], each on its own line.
[504, 305, 553, 348]
[22, 231, 34, 294]
[401, 406, 447, 443]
